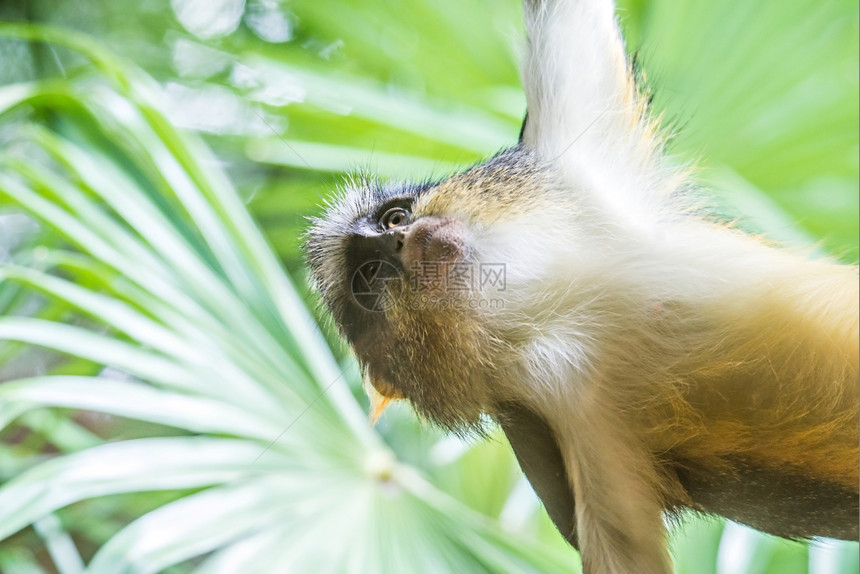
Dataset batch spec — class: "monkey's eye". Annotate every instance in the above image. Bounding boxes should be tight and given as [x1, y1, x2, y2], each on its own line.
[379, 207, 410, 230]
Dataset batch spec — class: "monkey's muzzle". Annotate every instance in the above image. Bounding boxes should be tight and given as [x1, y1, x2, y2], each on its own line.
[340, 215, 472, 421]
[344, 215, 470, 304]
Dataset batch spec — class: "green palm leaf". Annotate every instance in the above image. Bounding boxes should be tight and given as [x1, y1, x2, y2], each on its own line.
[0, 23, 575, 573]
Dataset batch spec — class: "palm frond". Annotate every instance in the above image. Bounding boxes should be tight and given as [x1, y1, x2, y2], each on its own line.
[0, 24, 574, 573]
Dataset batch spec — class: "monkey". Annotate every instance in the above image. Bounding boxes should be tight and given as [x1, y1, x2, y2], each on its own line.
[303, 0, 859, 572]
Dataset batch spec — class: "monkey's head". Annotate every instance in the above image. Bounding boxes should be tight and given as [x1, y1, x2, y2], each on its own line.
[305, 148, 570, 431]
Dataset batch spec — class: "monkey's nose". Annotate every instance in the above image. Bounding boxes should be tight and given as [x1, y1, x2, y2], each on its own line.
[379, 228, 406, 257]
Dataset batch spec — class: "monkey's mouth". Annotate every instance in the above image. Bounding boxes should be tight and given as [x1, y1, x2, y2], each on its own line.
[347, 330, 406, 422]
[363, 362, 404, 422]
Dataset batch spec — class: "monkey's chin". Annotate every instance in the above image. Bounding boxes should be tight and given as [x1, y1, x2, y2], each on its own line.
[361, 351, 488, 434]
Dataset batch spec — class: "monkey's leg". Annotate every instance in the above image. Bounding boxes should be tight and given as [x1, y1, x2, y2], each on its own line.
[558, 403, 672, 574]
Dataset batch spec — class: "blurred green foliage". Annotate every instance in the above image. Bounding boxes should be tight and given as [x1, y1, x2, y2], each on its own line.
[0, 0, 856, 572]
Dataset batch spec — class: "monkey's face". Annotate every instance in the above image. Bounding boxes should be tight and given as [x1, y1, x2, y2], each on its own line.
[305, 148, 559, 430]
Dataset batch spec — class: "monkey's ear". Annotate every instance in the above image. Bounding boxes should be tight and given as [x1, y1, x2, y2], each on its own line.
[520, 0, 660, 181]
[497, 403, 578, 548]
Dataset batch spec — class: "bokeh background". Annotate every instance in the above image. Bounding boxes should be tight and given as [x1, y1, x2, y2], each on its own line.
[0, 0, 856, 572]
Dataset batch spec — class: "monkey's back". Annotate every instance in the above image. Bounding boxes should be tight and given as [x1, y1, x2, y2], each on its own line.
[651, 256, 859, 539]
